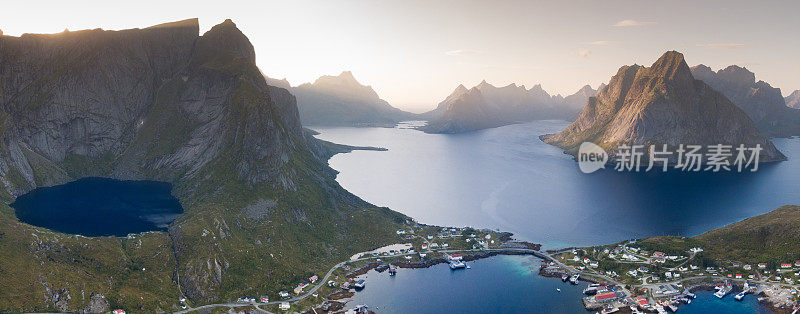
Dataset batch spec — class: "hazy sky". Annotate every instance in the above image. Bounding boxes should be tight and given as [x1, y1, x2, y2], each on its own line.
[2, 0, 799, 112]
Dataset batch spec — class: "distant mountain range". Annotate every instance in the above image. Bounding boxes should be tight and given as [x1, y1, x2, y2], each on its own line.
[420, 81, 601, 133]
[542, 51, 785, 162]
[268, 71, 416, 127]
[690, 65, 800, 137]
[786, 90, 800, 109]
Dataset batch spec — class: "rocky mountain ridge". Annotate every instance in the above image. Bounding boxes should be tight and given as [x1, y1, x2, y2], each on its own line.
[690, 64, 800, 137]
[421, 81, 599, 133]
[285, 71, 416, 127]
[541, 51, 785, 163]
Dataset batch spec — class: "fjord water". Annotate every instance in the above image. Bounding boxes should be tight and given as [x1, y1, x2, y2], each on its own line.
[11, 177, 183, 237]
[314, 120, 800, 248]
[315, 121, 786, 312]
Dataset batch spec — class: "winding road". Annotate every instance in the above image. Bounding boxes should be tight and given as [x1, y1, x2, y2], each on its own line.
[175, 248, 549, 313]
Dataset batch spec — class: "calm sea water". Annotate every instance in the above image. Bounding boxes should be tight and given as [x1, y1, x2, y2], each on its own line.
[313, 121, 800, 248]
[11, 177, 183, 237]
[348, 255, 587, 313]
[313, 120, 797, 312]
[679, 290, 771, 314]
[347, 256, 770, 313]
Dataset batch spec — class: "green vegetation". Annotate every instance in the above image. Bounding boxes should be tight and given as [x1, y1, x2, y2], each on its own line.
[695, 205, 800, 264]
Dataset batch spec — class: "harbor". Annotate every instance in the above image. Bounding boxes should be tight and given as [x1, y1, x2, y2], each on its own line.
[537, 240, 800, 313]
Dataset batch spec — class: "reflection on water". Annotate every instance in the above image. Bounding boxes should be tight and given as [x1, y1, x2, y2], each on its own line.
[314, 121, 800, 248]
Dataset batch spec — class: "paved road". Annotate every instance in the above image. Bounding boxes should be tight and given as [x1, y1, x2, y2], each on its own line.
[175, 248, 547, 313]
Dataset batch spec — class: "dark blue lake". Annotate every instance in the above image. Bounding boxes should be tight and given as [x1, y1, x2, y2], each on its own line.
[11, 177, 183, 237]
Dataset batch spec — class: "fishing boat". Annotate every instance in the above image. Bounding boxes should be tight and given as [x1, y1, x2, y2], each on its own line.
[569, 274, 580, 285]
[388, 266, 397, 276]
[562, 274, 569, 282]
[734, 291, 746, 301]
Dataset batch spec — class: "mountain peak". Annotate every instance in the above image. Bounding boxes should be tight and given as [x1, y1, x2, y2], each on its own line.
[311, 71, 363, 87]
[476, 80, 497, 91]
[576, 84, 596, 96]
[339, 70, 356, 80]
[786, 90, 800, 109]
[718, 65, 756, 86]
[196, 19, 256, 64]
[543, 50, 785, 162]
[649, 50, 693, 81]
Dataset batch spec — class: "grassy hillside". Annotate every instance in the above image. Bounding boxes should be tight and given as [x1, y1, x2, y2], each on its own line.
[694, 205, 800, 264]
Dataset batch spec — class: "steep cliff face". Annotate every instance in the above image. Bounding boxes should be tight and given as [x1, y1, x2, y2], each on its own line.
[0, 19, 406, 311]
[421, 81, 598, 133]
[291, 71, 416, 127]
[785, 90, 800, 109]
[691, 64, 800, 137]
[542, 51, 785, 162]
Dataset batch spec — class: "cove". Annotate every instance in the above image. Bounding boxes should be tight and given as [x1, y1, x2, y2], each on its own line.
[11, 177, 183, 237]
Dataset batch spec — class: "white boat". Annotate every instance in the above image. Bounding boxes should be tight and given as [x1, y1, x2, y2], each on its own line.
[449, 260, 466, 270]
[569, 274, 580, 285]
[557, 288, 561, 292]
[734, 292, 746, 301]
[600, 306, 619, 314]
[562, 274, 569, 282]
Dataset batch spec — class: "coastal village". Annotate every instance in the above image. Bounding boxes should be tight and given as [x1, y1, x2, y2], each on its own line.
[171, 220, 531, 313]
[167, 223, 800, 313]
[541, 239, 800, 313]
